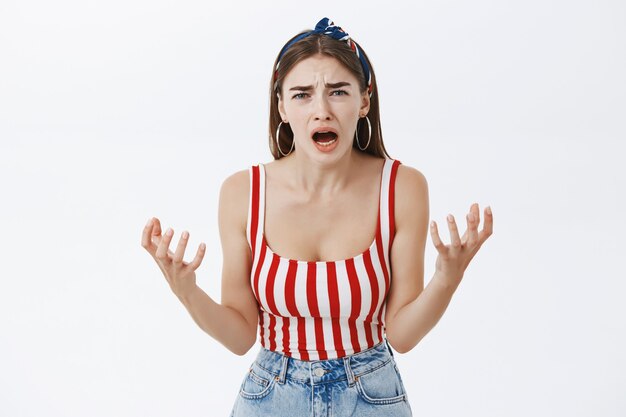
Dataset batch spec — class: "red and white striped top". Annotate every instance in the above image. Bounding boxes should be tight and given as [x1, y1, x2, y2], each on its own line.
[246, 158, 401, 360]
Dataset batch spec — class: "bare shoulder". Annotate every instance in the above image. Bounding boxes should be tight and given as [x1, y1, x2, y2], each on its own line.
[394, 163, 429, 228]
[395, 163, 428, 191]
[220, 168, 249, 196]
[218, 168, 250, 233]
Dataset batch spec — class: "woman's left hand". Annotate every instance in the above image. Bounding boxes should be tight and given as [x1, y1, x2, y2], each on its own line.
[430, 203, 493, 288]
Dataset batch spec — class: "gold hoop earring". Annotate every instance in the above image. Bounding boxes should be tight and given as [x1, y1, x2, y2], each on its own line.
[275, 121, 294, 156]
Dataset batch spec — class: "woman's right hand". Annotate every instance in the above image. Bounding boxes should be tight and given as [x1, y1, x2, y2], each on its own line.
[141, 217, 206, 300]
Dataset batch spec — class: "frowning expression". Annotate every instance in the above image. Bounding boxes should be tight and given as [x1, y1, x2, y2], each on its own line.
[277, 54, 370, 157]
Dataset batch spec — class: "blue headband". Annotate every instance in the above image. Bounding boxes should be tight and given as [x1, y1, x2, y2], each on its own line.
[274, 17, 373, 97]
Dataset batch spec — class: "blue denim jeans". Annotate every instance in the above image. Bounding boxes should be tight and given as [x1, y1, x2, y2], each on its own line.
[230, 339, 412, 416]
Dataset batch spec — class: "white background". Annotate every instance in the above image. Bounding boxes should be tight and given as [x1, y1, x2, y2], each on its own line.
[1, 0, 624, 416]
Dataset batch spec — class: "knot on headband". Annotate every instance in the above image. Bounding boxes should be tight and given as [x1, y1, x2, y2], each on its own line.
[274, 17, 373, 98]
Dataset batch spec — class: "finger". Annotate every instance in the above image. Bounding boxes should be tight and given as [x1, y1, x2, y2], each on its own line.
[152, 218, 163, 237]
[447, 214, 462, 248]
[461, 203, 480, 244]
[466, 210, 479, 246]
[156, 227, 174, 261]
[471, 203, 480, 225]
[430, 220, 448, 255]
[460, 229, 468, 245]
[141, 217, 157, 253]
[172, 230, 189, 264]
[152, 219, 177, 257]
[150, 217, 163, 247]
[187, 242, 207, 271]
[479, 206, 493, 242]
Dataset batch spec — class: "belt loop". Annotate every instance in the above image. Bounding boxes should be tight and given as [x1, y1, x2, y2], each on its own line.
[277, 354, 289, 384]
[308, 362, 314, 386]
[343, 356, 356, 386]
[385, 338, 395, 358]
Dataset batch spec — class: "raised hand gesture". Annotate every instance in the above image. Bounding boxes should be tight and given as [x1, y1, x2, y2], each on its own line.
[430, 203, 493, 288]
[141, 217, 206, 299]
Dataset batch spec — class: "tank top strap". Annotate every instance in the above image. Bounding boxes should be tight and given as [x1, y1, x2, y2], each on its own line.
[247, 159, 400, 261]
[377, 158, 402, 269]
[246, 163, 266, 259]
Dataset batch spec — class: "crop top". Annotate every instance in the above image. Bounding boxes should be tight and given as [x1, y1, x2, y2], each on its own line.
[246, 158, 401, 360]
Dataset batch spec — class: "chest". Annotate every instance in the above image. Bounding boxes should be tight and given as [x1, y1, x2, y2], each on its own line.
[263, 183, 380, 263]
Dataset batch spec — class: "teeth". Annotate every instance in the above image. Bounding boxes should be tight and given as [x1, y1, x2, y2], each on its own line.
[316, 138, 337, 146]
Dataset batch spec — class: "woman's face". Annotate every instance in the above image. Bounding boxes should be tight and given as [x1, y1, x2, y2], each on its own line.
[277, 54, 370, 159]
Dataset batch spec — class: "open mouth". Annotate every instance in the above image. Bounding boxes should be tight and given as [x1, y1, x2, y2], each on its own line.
[312, 131, 338, 146]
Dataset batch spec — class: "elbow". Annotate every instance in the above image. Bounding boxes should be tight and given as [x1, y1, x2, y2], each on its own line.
[231, 347, 250, 356]
[232, 344, 253, 356]
[388, 341, 410, 354]
[229, 334, 257, 356]
[386, 331, 414, 354]
[391, 341, 417, 354]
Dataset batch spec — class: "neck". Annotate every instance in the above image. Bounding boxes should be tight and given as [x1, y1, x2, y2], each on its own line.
[286, 149, 362, 198]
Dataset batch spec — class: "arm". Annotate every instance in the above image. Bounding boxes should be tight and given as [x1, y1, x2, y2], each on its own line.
[179, 169, 259, 356]
[385, 271, 459, 354]
[384, 166, 493, 353]
[178, 287, 256, 356]
[383, 165, 430, 353]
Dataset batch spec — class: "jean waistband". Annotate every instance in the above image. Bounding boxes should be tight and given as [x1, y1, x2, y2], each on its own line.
[252, 339, 395, 386]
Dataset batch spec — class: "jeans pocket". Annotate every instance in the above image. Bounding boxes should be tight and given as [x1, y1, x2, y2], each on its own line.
[355, 359, 407, 405]
[238, 363, 277, 400]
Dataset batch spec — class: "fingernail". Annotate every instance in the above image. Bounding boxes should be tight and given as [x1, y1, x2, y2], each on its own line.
[146, 218, 152, 226]
[468, 213, 474, 222]
[486, 206, 492, 215]
[182, 231, 189, 239]
[166, 228, 173, 236]
[447, 214, 454, 222]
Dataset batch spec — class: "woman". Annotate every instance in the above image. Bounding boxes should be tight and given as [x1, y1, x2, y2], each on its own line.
[141, 17, 493, 416]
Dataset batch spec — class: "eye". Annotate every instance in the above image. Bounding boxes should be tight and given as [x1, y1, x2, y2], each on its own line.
[292, 90, 348, 100]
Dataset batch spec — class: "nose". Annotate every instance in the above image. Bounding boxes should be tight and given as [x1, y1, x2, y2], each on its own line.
[312, 94, 332, 120]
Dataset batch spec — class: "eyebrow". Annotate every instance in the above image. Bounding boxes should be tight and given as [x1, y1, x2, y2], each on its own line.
[288, 81, 352, 91]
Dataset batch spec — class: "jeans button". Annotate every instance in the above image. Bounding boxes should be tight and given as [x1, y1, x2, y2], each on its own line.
[314, 368, 325, 377]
